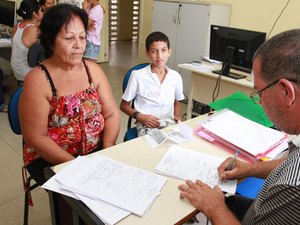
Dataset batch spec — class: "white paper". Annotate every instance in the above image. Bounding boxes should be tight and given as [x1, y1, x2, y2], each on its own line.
[55, 155, 167, 217]
[201, 109, 287, 157]
[155, 145, 237, 194]
[145, 126, 192, 148]
[42, 156, 131, 225]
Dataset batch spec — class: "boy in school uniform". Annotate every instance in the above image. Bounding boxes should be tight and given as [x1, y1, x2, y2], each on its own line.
[120, 31, 184, 136]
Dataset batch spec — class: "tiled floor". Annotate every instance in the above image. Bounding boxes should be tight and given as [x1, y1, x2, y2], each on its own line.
[0, 40, 188, 225]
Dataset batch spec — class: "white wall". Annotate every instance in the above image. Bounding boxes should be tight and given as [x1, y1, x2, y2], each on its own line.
[138, 0, 300, 62]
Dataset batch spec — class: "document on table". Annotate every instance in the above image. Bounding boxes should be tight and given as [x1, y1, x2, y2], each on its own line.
[42, 156, 131, 225]
[145, 123, 193, 148]
[54, 155, 167, 217]
[155, 145, 237, 193]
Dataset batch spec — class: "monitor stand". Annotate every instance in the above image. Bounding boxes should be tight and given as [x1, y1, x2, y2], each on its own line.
[212, 46, 247, 80]
[212, 70, 247, 80]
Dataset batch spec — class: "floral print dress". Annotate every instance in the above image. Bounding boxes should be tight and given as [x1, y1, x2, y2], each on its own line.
[23, 61, 105, 165]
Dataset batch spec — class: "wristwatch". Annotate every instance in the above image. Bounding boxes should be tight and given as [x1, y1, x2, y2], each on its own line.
[132, 111, 140, 119]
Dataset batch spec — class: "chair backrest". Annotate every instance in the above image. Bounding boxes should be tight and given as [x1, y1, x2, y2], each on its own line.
[8, 86, 23, 135]
[27, 42, 45, 67]
[122, 63, 149, 93]
[122, 63, 149, 131]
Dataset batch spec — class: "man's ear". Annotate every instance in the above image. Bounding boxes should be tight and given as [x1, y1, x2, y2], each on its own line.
[279, 79, 296, 107]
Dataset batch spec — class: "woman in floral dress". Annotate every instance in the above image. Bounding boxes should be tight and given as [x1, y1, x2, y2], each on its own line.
[19, 4, 120, 185]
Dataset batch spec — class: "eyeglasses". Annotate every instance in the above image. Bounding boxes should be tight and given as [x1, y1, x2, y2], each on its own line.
[250, 79, 298, 104]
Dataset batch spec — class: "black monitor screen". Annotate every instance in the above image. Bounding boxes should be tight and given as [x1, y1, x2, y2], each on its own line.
[210, 25, 266, 76]
[0, 0, 17, 28]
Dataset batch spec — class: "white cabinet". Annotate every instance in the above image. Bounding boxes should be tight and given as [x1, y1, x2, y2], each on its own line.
[152, 0, 231, 95]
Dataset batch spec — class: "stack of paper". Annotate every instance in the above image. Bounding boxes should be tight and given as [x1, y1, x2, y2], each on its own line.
[42, 155, 167, 225]
[194, 109, 288, 161]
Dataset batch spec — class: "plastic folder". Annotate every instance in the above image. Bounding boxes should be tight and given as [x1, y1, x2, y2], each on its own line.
[194, 109, 288, 161]
[236, 177, 265, 199]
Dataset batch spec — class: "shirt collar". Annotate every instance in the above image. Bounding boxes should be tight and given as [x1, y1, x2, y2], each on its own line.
[290, 134, 300, 148]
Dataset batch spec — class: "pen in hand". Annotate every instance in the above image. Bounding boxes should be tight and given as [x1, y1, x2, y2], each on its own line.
[220, 149, 240, 184]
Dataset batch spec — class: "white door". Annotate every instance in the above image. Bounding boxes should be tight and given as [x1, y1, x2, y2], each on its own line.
[175, 4, 210, 94]
[152, 1, 178, 68]
[174, 4, 210, 69]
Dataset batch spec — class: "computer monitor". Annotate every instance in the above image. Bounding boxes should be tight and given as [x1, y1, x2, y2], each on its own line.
[210, 25, 266, 79]
[0, 0, 17, 28]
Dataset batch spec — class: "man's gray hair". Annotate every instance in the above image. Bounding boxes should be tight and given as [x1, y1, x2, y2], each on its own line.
[254, 29, 300, 83]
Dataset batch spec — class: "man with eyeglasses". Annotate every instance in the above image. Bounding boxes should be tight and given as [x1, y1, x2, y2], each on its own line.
[179, 29, 300, 225]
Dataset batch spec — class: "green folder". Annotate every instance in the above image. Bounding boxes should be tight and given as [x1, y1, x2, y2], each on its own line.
[208, 92, 273, 127]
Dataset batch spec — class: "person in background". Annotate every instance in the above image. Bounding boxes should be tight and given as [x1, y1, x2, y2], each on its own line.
[0, 68, 7, 112]
[10, 0, 43, 82]
[19, 3, 120, 186]
[179, 29, 300, 225]
[82, 0, 104, 62]
[39, 0, 55, 13]
[120, 31, 184, 136]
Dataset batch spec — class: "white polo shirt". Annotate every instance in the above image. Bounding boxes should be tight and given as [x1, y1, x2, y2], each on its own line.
[122, 65, 184, 120]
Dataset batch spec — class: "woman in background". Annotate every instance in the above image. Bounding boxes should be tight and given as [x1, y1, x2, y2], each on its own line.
[82, 0, 105, 62]
[10, 0, 43, 82]
[39, 0, 55, 13]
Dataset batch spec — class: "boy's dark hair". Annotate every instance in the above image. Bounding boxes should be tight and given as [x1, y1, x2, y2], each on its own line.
[16, 0, 41, 20]
[39, 4, 88, 58]
[145, 31, 170, 52]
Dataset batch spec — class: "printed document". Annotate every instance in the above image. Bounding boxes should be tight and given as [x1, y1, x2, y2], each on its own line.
[145, 123, 193, 148]
[42, 156, 131, 225]
[54, 155, 167, 217]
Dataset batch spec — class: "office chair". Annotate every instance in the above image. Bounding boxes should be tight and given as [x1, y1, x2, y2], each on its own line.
[27, 42, 45, 67]
[122, 63, 149, 141]
[7, 86, 39, 225]
[16, 42, 46, 86]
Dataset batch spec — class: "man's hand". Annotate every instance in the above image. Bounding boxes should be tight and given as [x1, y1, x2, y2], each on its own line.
[218, 158, 253, 181]
[179, 180, 225, 218]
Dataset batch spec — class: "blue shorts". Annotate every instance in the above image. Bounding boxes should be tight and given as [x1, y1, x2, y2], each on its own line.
[83, 41, 100, 60]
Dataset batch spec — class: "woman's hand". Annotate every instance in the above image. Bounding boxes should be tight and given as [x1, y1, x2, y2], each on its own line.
[82, 0, 91, 11]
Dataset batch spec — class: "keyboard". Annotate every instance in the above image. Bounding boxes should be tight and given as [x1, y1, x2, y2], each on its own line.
[0, 32, 11, 39]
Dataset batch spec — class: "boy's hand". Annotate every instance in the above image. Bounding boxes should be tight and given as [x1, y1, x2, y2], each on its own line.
[137, 114, 160, 128]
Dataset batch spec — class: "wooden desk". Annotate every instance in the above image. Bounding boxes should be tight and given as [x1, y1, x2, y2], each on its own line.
[178, 63, 255, 119]
[48, 116, 234, 225]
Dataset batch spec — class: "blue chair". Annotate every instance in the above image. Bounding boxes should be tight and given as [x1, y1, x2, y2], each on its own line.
[122, 63, 149, 141]
[7, 86, 39, 225]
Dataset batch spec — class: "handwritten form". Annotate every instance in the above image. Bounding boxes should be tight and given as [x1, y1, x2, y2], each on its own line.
[155, 145, 237, 193]
[53, 155, 167, 217]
